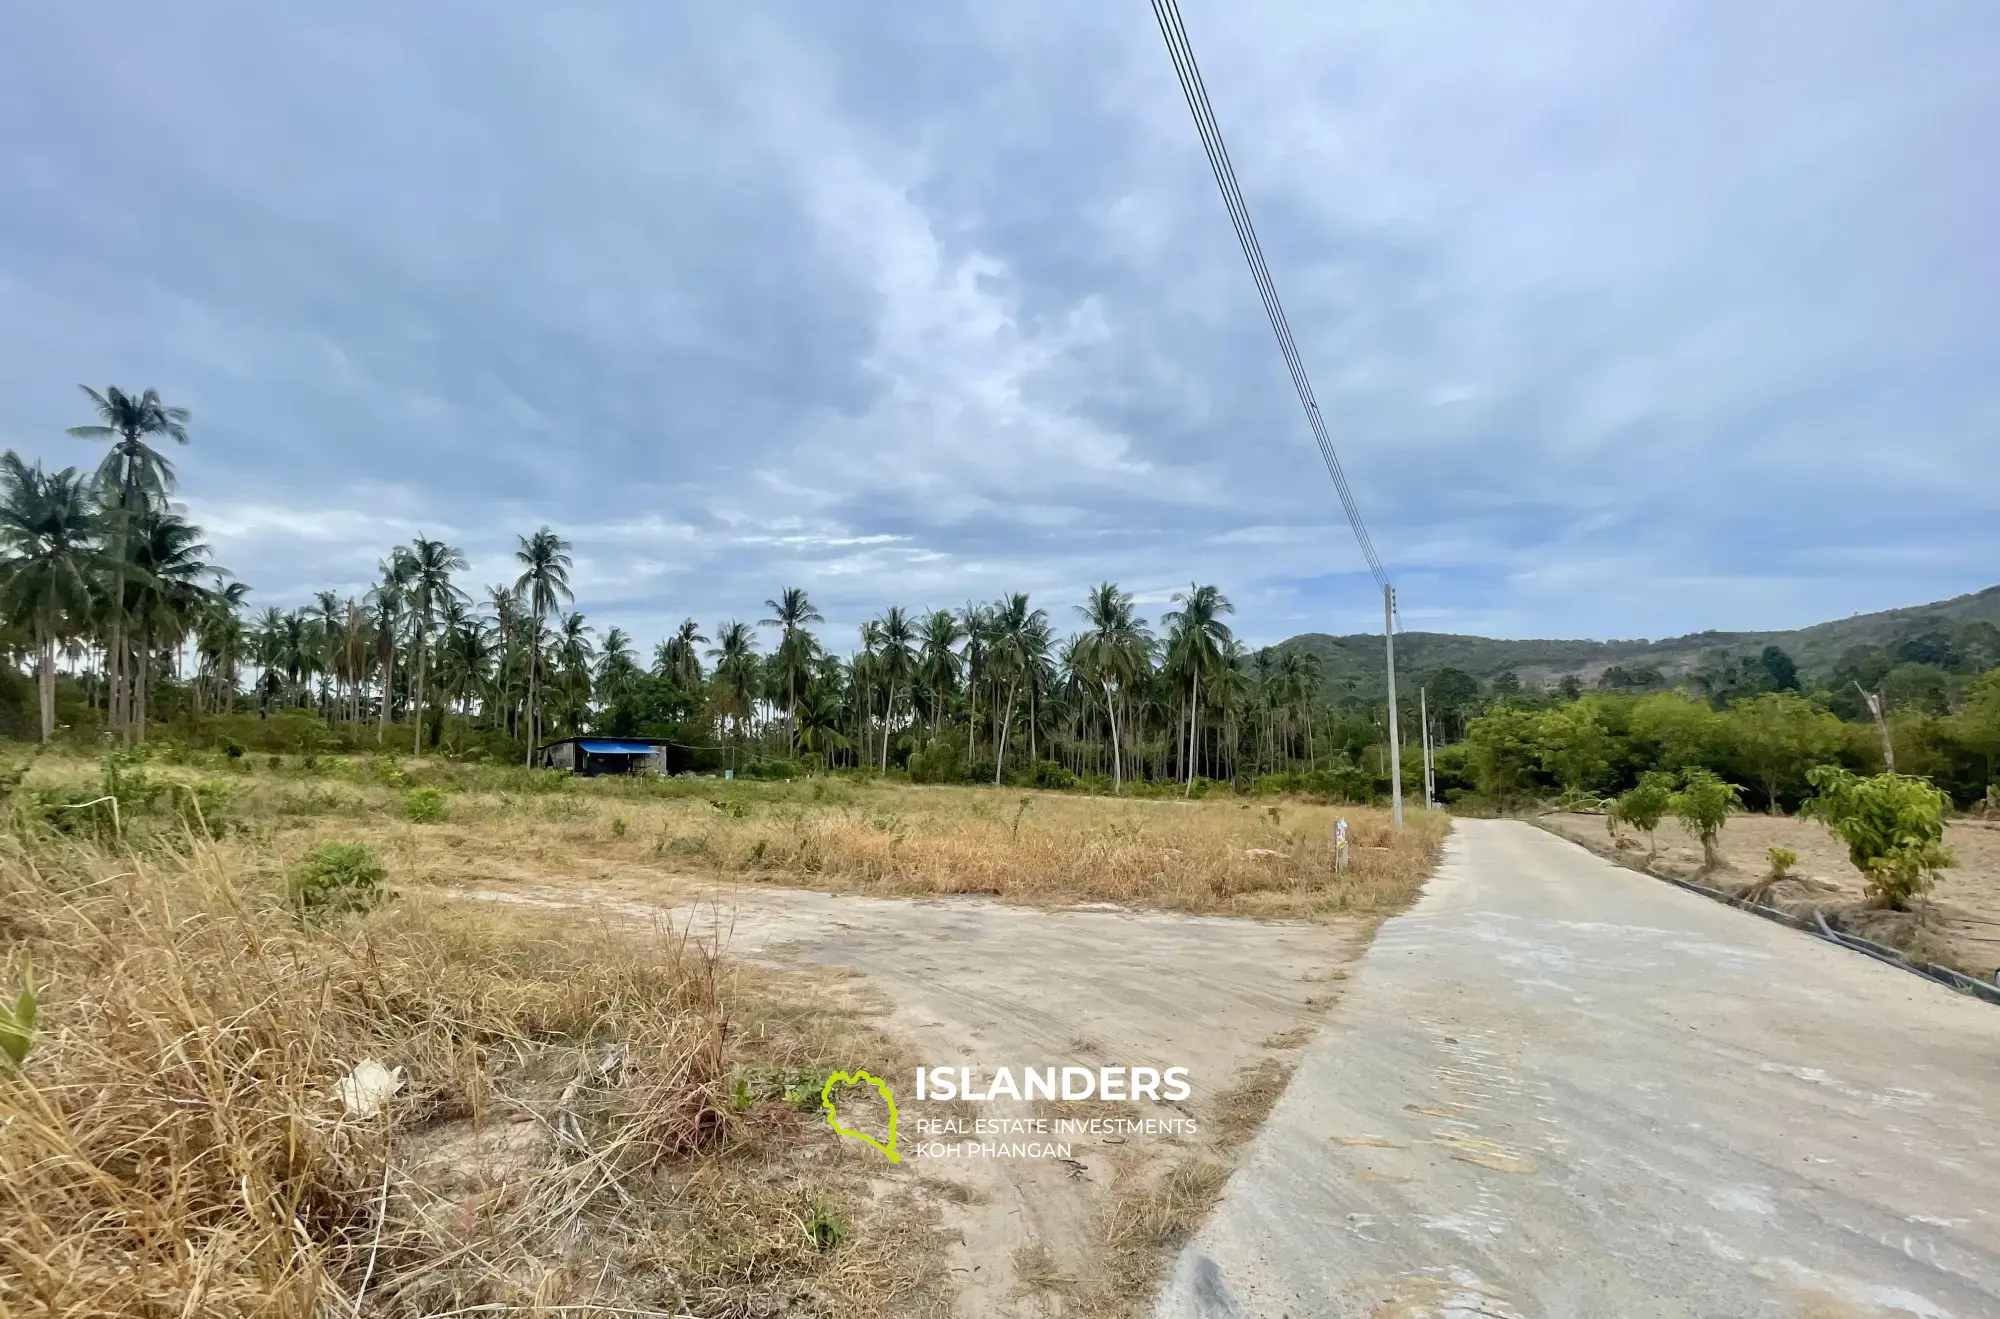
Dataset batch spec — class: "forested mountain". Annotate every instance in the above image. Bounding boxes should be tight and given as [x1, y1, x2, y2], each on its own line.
[1280, 585, 2000, 707]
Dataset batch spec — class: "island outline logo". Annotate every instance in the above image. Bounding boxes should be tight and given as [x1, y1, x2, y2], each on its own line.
[821, 1069, 900, 1162]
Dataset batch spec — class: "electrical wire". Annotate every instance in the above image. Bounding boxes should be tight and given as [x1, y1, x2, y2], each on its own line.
[1149, 0, 1389, 593]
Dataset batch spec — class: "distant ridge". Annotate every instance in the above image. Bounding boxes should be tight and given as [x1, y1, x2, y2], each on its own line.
[1274, 584, 2000, 702]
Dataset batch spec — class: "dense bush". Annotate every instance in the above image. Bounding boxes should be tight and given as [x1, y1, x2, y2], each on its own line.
[1458, 682, 2000, 811]
[741, 758, 802, 782]
[1801, 766, 1955, 909]
[907, 733, 969, 785]
[291, 842, 390, 914]
[403, 786, 447, 823]
[1253, 763, 1377, 803]
[1017, 760, 1077, 790]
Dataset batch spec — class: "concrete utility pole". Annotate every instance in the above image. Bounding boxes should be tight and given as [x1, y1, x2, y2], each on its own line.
[1385, 583, 1403, 830]
[1420, 685, 1434, 810]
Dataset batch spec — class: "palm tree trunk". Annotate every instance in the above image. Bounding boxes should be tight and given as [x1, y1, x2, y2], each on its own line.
[134, 627, 151, 742]
[994, 681, 1018, 785]
[376, 655, 390, 744]
[525, 643, 538, 767]
[413, 635, 426, 758]
[880, 683, 894, 770]
[1183, 670, 1200, 796]
[1102, 679, 1123, 790]
[36, 626, 55, 743]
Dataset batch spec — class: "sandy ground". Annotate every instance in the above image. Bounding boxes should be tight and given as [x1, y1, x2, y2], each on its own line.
[461, 866, 1372, 1316]
[1158, 820, 2000, 1318]
[1541, 811, 2000, 977]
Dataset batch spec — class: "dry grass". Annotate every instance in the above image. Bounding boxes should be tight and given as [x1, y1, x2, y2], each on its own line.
[51, 754, 1453, 920]
[0, 748, 1453, 1318]
[0, 808, 948, 1317]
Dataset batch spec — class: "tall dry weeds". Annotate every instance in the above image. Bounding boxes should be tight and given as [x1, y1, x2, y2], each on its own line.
[0, 825, 939, 1318]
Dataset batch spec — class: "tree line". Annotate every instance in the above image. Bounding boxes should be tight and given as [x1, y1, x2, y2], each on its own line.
[0, 385, 1415, 791]
[9, 385, 1992, 808]
[1441, 642, 2000, 812]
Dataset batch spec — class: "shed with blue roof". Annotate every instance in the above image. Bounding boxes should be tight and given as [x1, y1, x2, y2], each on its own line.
[533, 736, 673, 776]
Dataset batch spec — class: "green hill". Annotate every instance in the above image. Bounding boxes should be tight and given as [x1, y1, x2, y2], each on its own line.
[1277, 583, 2000, 705]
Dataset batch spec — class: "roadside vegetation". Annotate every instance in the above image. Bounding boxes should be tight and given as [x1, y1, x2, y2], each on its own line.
[0, 746, 1445, 923]
[0, 768, 953, 1317]
[0, 739, 1437, 1317]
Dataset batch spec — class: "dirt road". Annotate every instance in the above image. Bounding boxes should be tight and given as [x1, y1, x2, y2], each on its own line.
[1155, 819, 2000, 1318]
[470, 872, 1371, 1316]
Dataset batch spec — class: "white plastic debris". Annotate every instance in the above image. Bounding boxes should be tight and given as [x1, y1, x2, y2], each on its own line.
[336, 1059, 404, 1119]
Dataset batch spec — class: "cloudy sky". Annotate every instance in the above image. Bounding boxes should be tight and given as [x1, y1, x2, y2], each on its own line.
[2, 1, 1994, 650]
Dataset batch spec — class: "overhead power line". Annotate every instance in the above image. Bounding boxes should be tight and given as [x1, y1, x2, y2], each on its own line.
[1149, 0, 1388, 592]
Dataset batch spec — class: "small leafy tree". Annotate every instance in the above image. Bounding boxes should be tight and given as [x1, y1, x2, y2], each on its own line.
[1609, 771, 1673, 861]
[1800, 766, 1955, 910]
[1766, 846, 1797, 880]
[1669, 768, 1742, 872]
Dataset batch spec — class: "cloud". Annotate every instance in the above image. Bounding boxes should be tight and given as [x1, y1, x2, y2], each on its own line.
[0, 0, 1994, 653]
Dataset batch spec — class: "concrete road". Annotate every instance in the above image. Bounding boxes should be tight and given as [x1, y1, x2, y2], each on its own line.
[1158, 819, 2000, 1319]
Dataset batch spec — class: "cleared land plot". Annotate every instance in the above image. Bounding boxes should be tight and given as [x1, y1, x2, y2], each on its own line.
[474, 876, 1374, 1316]
[1541, 809, 2000, 977]
[0, 750, 1448, 1318]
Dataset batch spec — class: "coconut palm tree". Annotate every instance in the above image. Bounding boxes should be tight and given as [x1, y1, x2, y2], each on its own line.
[761, 587, 824, 752]
[193, 579, 251, 718]
[0, 455, 101, 740]
[874, 605, 916, 770]
[402, 535, 469, 756]
[123, 507, 216, 739]
[368, 558, 410, 741]
[66, 386, 191, 740]
[595, 625, 638, 706]
[554, 612, 595, 733]
[707, 621, 760, 763]
[794, 679, 848, 766]
[1162, 583, 1234, 795]
[513, 527, 574, 762]
[658, 618, 707, 690]
[482, 584, 523, 737]
[916, 608, 964, 734]
[1074, 581, 1152, 791]
[986, 593, 1048, 783]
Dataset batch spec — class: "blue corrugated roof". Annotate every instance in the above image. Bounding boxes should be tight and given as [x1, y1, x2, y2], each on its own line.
[577, 740, 661, 755]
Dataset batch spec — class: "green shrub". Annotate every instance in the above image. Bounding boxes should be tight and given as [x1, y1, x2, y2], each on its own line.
[1801, 766, 1954, 910]
[291, 842, 390, 914]
[403, 786, 447, 823]
[801, 1195, 847, 1252]
[100, 752, 160, 817]
[0, 956, 35, 1068]
[518, 767, 571, 794]
[1251, 765, 1375, 803]
[1015, 760, 1076, 791]
[1668, 768, 1742, 871]
[173, 779, 233, 836]
[1766, 846, 1797, 880]
[908, 737, 968, 785]
[30, 786, 123, 839]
